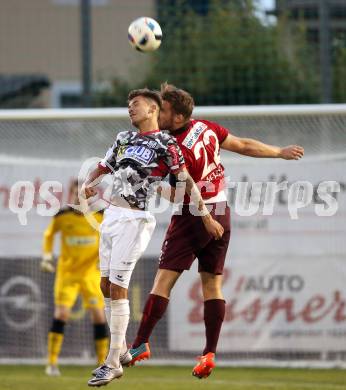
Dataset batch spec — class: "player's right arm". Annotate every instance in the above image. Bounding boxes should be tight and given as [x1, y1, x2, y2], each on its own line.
[200, 119, 304, 159]
[41, 216, 59, 272]
[176, 168, 224, 240]
[81, 164, 109, 199]
[164, 136, 224, 240]
[81, 137, 120, 199]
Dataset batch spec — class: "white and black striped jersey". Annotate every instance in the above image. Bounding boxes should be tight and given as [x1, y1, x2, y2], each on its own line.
[99, 130, 185, 210]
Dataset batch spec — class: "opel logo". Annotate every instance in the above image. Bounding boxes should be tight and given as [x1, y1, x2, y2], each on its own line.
[0, 276, 46, 331]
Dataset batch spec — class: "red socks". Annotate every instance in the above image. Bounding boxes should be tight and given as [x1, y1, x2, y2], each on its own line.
[133, 294, 225, 355]
[203, 299, 225, 355]
[132, 294, 169, 348]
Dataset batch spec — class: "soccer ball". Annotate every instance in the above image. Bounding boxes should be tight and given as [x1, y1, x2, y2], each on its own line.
[128, 17, 162, 52]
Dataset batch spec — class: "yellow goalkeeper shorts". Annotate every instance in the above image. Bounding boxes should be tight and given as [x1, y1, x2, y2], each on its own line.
[54, 270, 104, 309]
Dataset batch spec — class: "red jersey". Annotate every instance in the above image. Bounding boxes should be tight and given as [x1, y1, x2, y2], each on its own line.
[172, 119, 229, 200]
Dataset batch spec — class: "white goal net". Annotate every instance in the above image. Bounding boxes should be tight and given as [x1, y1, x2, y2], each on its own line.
[0, 105, 346, 367]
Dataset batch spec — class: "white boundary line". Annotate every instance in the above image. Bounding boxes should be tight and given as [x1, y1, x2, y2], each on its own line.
[0, 104, 345, 120]
[0, 154, 82, 167]
[1, 358, 346, 369]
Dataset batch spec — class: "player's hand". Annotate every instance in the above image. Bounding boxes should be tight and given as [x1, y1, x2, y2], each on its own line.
[202, 215, 224, 240]
[80, 183, 97, 199]
[279, 145, 304, 160]
[40, 254, 55, 273]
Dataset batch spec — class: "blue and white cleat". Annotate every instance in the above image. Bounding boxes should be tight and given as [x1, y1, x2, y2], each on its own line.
[91, 349, 132, 376]
[88, 364, 123, 387]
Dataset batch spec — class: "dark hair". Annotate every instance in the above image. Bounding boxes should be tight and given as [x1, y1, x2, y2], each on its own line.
[70, 179, 79, 188]
[128, 88, 162, 109]
[160, 82, 194, 119]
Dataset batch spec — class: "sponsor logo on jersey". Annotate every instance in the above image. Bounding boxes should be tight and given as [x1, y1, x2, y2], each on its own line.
[116, 145, 127, 159]
[204, 165, 224, 182]
[147, 140, 158, 148]
[88, 297, 99, 305]
[65, 236, 97, 246]
[119, 145, 155, 165]
[167, 144, 180, 167]
[182, 122, 208, 149]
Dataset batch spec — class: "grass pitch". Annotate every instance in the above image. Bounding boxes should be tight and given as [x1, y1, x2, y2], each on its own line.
[1, 365, 346, 390]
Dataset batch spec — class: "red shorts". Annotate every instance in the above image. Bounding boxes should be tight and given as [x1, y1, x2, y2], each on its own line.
[159, 202, 231, 275]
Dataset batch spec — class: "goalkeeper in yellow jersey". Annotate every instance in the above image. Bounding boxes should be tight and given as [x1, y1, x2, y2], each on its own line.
[41, 180, 108, 376]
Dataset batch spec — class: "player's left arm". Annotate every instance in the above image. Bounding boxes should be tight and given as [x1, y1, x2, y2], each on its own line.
[221, 134, 304, 160]
[41, 216, 59, 272]
[172, 167, 224, 240]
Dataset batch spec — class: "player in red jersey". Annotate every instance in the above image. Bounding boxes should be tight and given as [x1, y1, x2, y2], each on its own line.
[129, 84, 304, 378]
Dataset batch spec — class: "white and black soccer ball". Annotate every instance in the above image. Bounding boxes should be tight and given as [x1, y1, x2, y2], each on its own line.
[128, 17, 162, 52]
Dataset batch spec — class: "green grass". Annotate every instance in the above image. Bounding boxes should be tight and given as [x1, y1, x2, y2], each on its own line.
[1, 365, 346, 390]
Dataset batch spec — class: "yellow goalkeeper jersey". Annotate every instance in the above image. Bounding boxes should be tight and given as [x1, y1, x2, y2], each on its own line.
[43, 207, 103, 275]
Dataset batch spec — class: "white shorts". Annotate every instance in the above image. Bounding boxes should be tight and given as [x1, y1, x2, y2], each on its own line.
[99, 205, 156, 288]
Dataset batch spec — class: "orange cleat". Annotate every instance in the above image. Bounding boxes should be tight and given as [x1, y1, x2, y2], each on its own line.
[128, 343, 151, 366]
[192, 352, 215, 379]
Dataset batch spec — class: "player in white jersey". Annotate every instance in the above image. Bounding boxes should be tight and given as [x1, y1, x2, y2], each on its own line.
[82, 88, 224, 386]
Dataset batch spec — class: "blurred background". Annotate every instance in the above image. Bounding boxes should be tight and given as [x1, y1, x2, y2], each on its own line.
[1, 0, 346, 371]
[0, 0, 345, 108]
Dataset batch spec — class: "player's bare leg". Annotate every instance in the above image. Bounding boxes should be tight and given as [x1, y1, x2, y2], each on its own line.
[192, 272, 225, 379]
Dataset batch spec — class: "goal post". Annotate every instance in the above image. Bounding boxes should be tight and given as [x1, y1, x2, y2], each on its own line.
[0, 105, 345, 367]
[0, 104, 345, 160]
